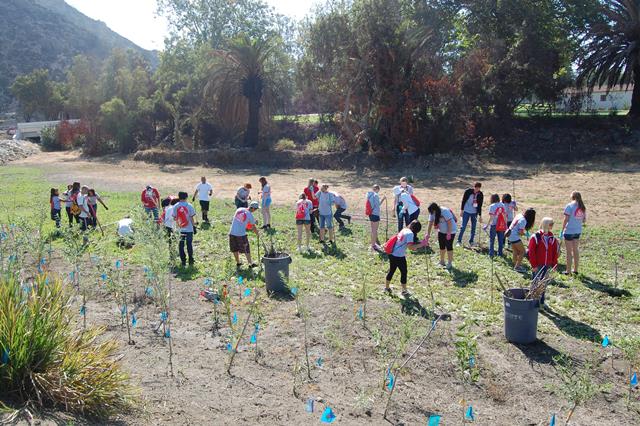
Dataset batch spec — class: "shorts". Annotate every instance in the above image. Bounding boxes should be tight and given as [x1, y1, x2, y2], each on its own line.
[262, 198, 272, 208]
[296, 219, 311, 225]
[229, 235, 250, 254]
[199, 200, 210, 211]
[319, 214, 333, 229]
[564, 233, 581, 241]
[438, 232, 455, 251]
[369, 215, 380, 223]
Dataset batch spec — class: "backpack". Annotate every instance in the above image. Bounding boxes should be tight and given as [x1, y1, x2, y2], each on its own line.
[365, 195, 373, 216]
[495, 206, 507, 232]
[410, 194, 421, 207]
[383, 233, 400, 255]
[175, 205, 190, 228]
[70, 193, 81, 216]
[296, 202, 307, 220]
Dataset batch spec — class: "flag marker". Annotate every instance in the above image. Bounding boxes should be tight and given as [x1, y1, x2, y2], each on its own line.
[428, 414, 441, 426]
[320, 407, 336, 423]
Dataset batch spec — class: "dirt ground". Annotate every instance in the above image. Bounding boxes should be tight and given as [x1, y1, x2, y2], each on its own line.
[15, 150, 640, 225]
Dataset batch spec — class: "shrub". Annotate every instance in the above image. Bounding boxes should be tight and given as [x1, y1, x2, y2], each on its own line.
[306, 134, 341, 152]
[57, 120, 90, 150]
[40, 125, 60, 151]
[274, 138, 296, 151]
[0, 274, 135, 417]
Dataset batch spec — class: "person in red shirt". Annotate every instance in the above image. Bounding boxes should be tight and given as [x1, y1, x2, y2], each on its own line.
[303, 178, 319, 233]
[528, 217, 560, 307]
[141, 185, 161, 220]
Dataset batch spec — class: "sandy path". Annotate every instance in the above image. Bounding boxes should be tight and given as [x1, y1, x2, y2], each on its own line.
[14, 150, 640, 225]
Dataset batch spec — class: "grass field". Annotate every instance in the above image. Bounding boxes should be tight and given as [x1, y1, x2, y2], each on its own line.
[1, 163, 639, 424]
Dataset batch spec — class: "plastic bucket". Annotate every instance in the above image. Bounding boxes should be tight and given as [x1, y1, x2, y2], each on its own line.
[503, 288, 539, 344]
[262, 254, 292, 294]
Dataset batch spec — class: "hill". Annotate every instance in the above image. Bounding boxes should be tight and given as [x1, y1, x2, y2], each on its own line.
[0, 0, 156, 108]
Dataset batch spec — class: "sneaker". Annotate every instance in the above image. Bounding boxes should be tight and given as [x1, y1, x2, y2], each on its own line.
[515, 265, 527, 273]
[455, 242, 461, 247]
[401, 289, 411, 298]
[383, 287, 393, 295]
[446, 263, 452, 271]
[249, 263, 258, 268]
[438, 261, 446, 268]
[469, 242, 478, 247]
[347, 217, 351, 225]
[236, 263, 242, 269]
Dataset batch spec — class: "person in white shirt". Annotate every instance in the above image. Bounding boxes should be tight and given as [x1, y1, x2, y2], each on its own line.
[259, 176, 272, 229]
[315, 184, 337, 244]
[229, 201, 260, 268]
[172, 192, 198, 268]
[332, 192, 351, 229]
[116, 216, 134, 248]
[393, 177, 414, 231]
[426, 202, 458, 270]
[193, 176, 213, 223]
[76, 186, 91, 232]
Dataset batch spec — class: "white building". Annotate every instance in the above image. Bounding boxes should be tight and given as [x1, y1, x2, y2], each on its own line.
[557, 85, 633, 113]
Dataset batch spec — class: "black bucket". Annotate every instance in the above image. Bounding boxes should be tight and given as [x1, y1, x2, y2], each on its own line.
[262, 254, 292, 294]
[503, 288, 539, 344]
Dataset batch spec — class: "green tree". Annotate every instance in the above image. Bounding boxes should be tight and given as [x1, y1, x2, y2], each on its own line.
[10, 69, 60, 121]
[99, 97, 134, 153]
[204, 36, 276, 149]
[578, 0, 640, 116]
[65, 55, 101, 120]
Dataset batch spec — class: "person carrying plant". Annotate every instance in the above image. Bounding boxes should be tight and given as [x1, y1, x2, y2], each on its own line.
[303, 178, 319, 233]
[315, 184, 337, 245]
[426, 202, 458, 270]
[332, 192, 351, 229]
[506, 208, 536, 272]
[235, 183, 252, 208]
[259, 176, 272, 229]
[192, 176, 213, 224]
[561, 191, 586, 275]
[141, 185, 161, 221]
[528, 217, 560, 307]
[295, 193, 313, 252]
[172, 191, 197, 268]
[392, 177, 414, 231]
[457, 182, 483, 247]
[383, 220, 427, 297]
[486, 193, 508, 257]
[366, 185, 386, 251]
[229, 201, 260, 268]
[50, 188, 62, 229]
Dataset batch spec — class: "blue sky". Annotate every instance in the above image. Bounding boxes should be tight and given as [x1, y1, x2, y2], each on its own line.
[64, 0, 317, 50]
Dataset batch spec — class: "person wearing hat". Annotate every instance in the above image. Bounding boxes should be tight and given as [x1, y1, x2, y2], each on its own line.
[229, 201, 260, 268]
[141, 184, 161, 220]
[172, 191, 197, 267]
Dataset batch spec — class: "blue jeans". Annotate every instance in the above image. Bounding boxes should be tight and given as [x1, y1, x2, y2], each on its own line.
[145, 206, 159, 220]
[489, 225, 505, 257]
[458, 212, 477, 243]
[397, 205, 411, 231]
[179, 232, 194, 265]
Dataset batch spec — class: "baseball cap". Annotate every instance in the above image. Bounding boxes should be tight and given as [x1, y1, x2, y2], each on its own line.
[249, 201, 260, 209]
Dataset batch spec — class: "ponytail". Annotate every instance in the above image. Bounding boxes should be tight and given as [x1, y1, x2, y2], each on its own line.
[428, 202, 442, 225]
[572, 191, 585, 212]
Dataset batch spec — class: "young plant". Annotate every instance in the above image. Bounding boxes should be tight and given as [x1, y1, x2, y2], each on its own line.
[61, 226, 92, 329]
[227, 283, 260, 375]
[550, 354, 603, 424]
[454, 320, 480, 383]
[616, 337, 640, 404]
[101, 259, 134, 345]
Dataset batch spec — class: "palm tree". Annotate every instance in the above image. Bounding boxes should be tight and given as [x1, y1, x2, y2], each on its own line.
[204, 36, 275, 148]
[578, 0, 640, 116]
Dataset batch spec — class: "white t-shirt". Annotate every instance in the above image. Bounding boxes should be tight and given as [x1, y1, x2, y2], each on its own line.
[488, 202, 506, 226]
[77, 194, 90, 218]
[316, 191, 336, 216]
[399, 192, 419, 215]
[117, 218, 133, 237]
[564, 202, 586, 235]
[508, 214, 527, 242]
[163, 205, 175, 228]
[236, 187, 250, 202]
[391, 228, 415, 257]
[229, 208, 256, 237]
[172, 201, 196, 232]
[334, 193, 347, 209]
[393, 184, 413, 196]
[430, 207, 457, 234]
[195, 182, 213, 201]
[296, 199, 313, 221]
[262, 184, 271, 199]
[506, 201, 517, 223]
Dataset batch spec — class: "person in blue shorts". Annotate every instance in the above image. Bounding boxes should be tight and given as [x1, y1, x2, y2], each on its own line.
[561, 191, 587, 275]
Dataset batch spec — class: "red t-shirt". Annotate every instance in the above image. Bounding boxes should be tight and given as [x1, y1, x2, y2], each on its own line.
[141, 188, 160, 208]
[304, 185, 319, 208]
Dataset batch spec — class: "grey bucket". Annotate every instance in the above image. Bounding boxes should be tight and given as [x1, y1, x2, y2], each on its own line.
[262, 254, 292, 294]
[503, 288, 539, 344]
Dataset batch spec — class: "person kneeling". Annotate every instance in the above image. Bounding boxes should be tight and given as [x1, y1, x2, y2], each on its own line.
[383, 220, 428, 297]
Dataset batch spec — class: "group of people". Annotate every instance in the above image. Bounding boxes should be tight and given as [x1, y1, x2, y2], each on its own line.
[50, 182, 109, 231]
[381, 178, 587, 305]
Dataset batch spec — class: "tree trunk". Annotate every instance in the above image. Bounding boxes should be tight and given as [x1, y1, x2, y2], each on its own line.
[628, 68, 640, 116]
[245, 95, 261, 148]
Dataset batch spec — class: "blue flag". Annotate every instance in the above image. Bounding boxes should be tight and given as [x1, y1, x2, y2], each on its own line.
[101, 273, 108, 281]
[164, 328, 171, 338]
[69, 271, 75, 280]
[115, 260, 122, 269]
[602, 335, 610, 348]
[316, 357, 324, 367]
[465, 405, 474, 421]
[120, 305, 127, 316]
[306, 399, 314, 413]
[232, 312, 238, 324]
[255, 323, 260, 332]
[250, 333, 257, 344]
[143, 266, 149, 273]
[160, 311, 168, 322]
[386, 371, 395, 391]
[244, 288, 251, 297]
[428, 414, 441, 426]
[357, 308, 363, 320]
[204, 277, 213, 286]
[1, 348, 9, 364]
[291, 287, 298, 296]
[145, 287, 153, 296]
[631, 372, 638, 387]
[226, 343, 233, 352]
[320, 407, 336, 423]
[550, 414, 556, 426]
[132, 313, 137, 327]
[80, 305, 86, 316]
[469, 356, 476, 368]
[238, 276, 243, 284]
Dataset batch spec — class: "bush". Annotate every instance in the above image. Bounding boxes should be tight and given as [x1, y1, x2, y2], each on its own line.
[0, 274, 135, 417]
[305, 134, 341, 152]
[274, 138, 296, 151]
[40, 125, 60, 151]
